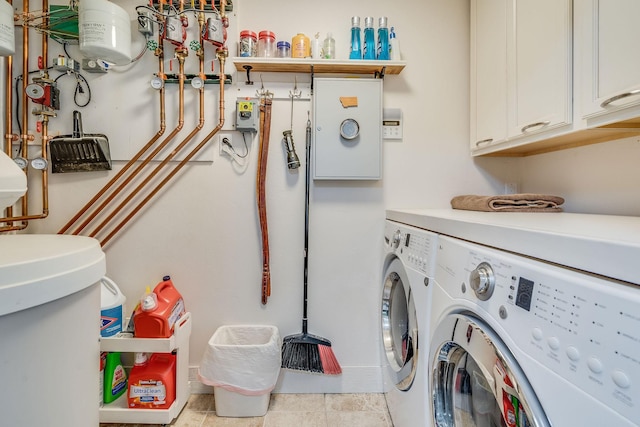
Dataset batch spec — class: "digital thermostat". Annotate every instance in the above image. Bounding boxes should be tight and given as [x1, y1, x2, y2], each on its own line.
[382, 108, 403, 140]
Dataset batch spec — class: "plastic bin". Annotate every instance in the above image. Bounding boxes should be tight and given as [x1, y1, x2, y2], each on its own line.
[198, 325, 281, 417]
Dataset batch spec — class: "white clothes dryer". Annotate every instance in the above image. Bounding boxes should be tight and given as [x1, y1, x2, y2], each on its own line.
[381, 220, 438, 427]
[429, 235, 640, 427]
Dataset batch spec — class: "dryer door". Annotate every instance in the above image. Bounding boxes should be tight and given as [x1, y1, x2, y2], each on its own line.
[430, 313, 550, 427]
[381, 258, 418, 391]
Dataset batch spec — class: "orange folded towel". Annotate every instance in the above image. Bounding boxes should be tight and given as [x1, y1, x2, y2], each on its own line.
[451, 193, 564, 212]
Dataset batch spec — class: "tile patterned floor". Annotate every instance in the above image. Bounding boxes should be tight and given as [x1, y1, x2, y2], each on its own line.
[100, 393, 393, 427]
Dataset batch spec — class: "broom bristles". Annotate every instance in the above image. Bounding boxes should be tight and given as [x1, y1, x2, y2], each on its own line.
[281, 335, 342, 375]
[318, 344, 342, 375]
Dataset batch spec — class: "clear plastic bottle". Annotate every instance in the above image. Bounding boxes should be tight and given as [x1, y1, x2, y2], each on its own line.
[363, 16, 376, 60]
[377, 17, 390, 60]
[349, 16, 362, 60]
[323, 32, 335, 59]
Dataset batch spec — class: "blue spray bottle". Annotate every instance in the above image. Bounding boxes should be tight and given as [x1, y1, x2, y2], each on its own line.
[349, 16, 362, 59]
[363, 16, 376, 60]
[377, 17, 390, 60]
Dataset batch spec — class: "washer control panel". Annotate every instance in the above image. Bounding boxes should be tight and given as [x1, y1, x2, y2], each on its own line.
[384, 220, 437, 277]
[435, 235, 640, 424]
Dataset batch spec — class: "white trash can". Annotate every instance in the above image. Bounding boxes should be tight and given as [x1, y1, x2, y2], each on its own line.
[198, 325, 281, 417]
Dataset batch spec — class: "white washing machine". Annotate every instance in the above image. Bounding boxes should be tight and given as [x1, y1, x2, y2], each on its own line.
[381, 220, 438, 427]
[429, 235, 640, 427]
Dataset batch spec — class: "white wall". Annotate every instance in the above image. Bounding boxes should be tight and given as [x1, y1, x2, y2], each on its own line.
[518, 136, 640, 215]
[12, 0, 624, 394]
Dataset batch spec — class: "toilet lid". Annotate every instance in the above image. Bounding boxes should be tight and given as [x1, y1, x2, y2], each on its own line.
[0, 235, 106, 316]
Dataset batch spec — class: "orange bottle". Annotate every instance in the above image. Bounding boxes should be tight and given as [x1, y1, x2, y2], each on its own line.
[127, 353, 176, 409]
[133, 276, 186, 338]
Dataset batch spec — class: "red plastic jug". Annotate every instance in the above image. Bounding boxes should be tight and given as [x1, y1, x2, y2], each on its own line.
[127, 353, 176, 409]
[133, 276, 185, 338]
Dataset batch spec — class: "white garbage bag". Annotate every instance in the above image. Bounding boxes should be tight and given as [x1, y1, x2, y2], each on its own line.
[198, 325, 281, 396]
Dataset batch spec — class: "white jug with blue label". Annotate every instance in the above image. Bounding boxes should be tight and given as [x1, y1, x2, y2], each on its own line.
[100, 276, 126, 337]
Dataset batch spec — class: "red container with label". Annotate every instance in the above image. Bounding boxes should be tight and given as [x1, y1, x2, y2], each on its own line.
[127, 353, 176, 409]
[133, 276, 186, 338]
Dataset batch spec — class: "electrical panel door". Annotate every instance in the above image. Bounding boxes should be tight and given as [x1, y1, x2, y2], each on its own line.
[313, 78, 382, 180]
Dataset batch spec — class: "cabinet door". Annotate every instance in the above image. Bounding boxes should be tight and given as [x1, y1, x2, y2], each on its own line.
[581, 0, 640, 119]
[510, 0, 572, 138]
[470, 0, 508, 151]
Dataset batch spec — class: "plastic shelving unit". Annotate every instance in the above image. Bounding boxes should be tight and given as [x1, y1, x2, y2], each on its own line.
[99, 312, 192, 425]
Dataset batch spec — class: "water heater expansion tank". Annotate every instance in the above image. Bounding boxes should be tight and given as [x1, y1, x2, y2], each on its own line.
[79, 0, 132, 65]
[0, 0, 15, 56]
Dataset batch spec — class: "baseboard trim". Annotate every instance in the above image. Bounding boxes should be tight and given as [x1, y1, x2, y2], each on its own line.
[189, 365, 383, 394]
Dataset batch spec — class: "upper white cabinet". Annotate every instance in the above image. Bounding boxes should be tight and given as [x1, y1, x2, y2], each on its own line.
[470, 0, 508, 151]
[580, 0, 640, 124]
[510, 0, 572, 138]
[472, 0, 640, 156]
[470, 0, 573, 154]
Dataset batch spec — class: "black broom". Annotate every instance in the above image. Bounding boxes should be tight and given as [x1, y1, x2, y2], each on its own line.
[281, 113, 341, 375]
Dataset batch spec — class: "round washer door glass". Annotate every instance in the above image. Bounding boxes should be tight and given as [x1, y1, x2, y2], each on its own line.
[430, 313, 550, 427]
[381, 258, 418, 391]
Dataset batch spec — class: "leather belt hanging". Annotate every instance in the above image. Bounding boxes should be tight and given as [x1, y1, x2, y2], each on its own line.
[257, 97, 273, 305]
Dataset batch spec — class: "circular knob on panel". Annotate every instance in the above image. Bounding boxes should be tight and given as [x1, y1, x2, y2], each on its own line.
[392, 230, 402, 249]
[469, 262, 495, 301]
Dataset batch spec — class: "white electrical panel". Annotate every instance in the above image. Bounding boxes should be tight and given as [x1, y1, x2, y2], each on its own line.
[313, 78, 382, 180]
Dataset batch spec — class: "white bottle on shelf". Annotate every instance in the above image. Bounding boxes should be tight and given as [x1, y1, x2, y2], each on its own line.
[390, 27, 401, 61]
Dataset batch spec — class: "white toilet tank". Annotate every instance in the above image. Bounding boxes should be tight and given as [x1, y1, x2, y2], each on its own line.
[0, 234, 106, 426]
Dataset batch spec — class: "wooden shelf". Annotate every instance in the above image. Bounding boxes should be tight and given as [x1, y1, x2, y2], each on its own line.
[231, 57, 406, 76]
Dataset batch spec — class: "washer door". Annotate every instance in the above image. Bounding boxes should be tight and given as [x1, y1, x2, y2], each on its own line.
[430, 313, 550, 427]
[381, 257, 418, 391]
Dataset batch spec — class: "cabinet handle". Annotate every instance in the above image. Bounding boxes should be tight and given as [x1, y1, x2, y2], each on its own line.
[475, 138, 493, 146]
[521, 121, 550, 133]
[600, 89, 640, 108]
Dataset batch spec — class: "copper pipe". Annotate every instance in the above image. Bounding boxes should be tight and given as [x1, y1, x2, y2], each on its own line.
[1, 0, 53, 230]
[95, 5, 210, 242]
[3, 0, 15, 225]
[60, 2, 181, 235]
[58, 20, 168, 234]
[20, 0, 29, 218]
[0, 0, 28, 231]
[40, 0, 49, 218]
[88, 50, 189, 238]
[102, 53, 226, 247]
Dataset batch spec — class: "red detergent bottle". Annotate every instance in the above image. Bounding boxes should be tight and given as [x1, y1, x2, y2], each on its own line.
[133, 276, 185, 338]
[127, 352, 176, 409]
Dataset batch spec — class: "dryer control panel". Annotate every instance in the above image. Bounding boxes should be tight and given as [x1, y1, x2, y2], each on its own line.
[384, 220, 437, 278]
[435, 235, 640, 426]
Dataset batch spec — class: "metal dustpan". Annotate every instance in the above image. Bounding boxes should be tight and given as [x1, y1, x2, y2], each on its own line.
[49, 110, 112, 173]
